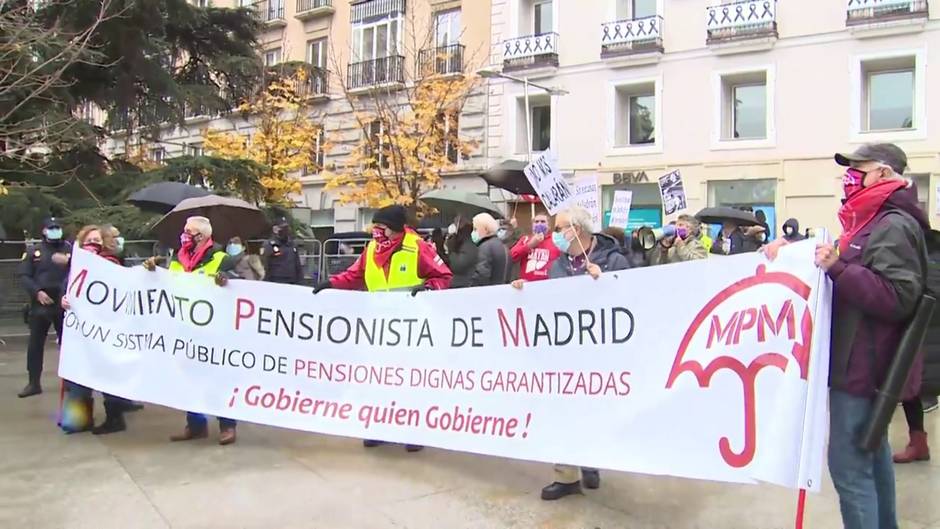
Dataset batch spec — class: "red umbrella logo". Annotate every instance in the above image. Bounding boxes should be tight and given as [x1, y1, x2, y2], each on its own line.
[666, 265, 814, 468]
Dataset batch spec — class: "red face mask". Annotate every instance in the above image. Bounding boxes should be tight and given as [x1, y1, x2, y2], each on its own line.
[82, 242, 102, 254]
[372, 227, 388, 243]
[843, 168, 866, 199]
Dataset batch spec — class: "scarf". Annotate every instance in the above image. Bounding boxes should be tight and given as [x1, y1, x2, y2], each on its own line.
[177, 237, 215, 272]
[838, 179, 907, 253]
[371, 230, 407, 269]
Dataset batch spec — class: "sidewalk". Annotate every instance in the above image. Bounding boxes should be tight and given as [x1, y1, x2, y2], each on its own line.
[1, 345, 939, 529]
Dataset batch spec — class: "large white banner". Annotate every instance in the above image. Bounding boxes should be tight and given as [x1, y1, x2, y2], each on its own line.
[60, 241, 831, 491]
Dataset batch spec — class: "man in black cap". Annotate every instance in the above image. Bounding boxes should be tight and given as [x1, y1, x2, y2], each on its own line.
[261, 217, 304, 285]
[17, 217, 71, 397]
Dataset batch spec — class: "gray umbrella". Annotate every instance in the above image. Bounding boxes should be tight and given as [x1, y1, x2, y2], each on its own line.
[128, 182, 211, 213]
[152, 195, 269, 247]
[420, 189, 505, 219]
[695, 206, 760, 227]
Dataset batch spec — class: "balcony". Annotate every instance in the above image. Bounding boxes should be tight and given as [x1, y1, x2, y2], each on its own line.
[501, 33, 559, 74]
[418, 43, 465, 77]
[303, 67, 330, 100]
[846, 0, 928, 35]
[706, 0, 777, 50]
[600, 16, 663, 64]
[295, 0, 333, 20]
[347, 55, 405, 92]
[256, 2, 286, 26]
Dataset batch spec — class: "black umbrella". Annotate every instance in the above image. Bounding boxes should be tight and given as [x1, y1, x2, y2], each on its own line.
[152, 195, 269, 247]
[128, 182, 211, 213]
[479, 159, 536, 196]
[695, 206, 760, 227]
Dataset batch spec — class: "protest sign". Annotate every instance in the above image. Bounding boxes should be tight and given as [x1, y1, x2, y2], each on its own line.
[659, 170, 687, 215]
[572, 174, 602, 229]
[608, 190, 634, 229]
[523, 149, 572, 214]
[61, 242, 830, 491]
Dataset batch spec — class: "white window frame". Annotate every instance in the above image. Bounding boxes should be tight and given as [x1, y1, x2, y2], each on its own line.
[306, 38, 328, 69]
[711, 65, 776, 151]
[187, 143, 204, 157]
[150, 147, 166, 163]
[442, 112, 460, 165]
[609, 0, 662, 21]
[510, 91, 557, 156]
[849, 49, 926, 143]
[194, 0, 209, 7]
[264, 48, 281, 66]
[533, 0, 553, 35]
[607, 75, 663, 156]
[351, 15, 403, 63]
[508, 0, 559, 38]
[434, 9, 462, 48]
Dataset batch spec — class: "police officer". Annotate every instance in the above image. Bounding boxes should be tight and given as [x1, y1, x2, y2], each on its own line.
[18, 217, 71, 398]
[262, 218, 304, 284]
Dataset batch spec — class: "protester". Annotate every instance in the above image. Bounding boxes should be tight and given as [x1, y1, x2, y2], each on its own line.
[314, 204, 452, 452]
[502, 217, 525, 281]
[262, 218, 304, 284]
[512, 206, 629, 500]
[710, 221, 755, 256]
[430, 227, 448, 267]
[59, 225, 130, 434]
[782, 218, 805, 242]
[470, 213, 508, 287]
[699, 224, 714, 253]
[17, 217, 71, 398]
[648, 215, 707, 265]
[765, 143, 927, 529]
[446, 220, 478, 288]
[754, 209, 771, 242]
[144, 216, 240, 445]
[227, 236, 265, 280]
[894, 229, 940, 464]
[509, 213, 560, 282]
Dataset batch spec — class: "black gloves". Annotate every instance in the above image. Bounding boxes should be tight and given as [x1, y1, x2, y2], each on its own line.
[410, 284, 428, 297]
[313, 280, 333, 294]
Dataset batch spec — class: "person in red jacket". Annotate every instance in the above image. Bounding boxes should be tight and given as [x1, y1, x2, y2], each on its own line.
[509, 213, 560, 282]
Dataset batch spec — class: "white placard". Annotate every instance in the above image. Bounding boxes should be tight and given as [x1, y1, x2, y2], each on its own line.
[61, 242, 831, 491]
[572, 174, 602, 230]
[609, 190, 634, 229]
[659, 170, 688, 216]
[523, 149, 573, 215]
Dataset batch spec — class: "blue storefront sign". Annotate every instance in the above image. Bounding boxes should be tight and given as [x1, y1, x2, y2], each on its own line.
[603, 208, 663, 231]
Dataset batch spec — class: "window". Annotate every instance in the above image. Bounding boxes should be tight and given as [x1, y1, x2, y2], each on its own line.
[534, 0, 553, 35]
[435, 9, 461, 47]
[440, 112, 460, 164]
[616, 0, 656, 19]
[913, 174, 929, 213]
[719, 71, 768, 141]
[264, 48, 281, 66]
[351, 16, 401, 62]
[531, 104, 551, 151]
[862, 56, 915, 132]
[613, 82, 656, 146]
[365, 120, 388, 169]
[304, 127, 326, 175]
[516, 96, 551, 153]
[707, 179, 776, 238]
[307, 38, 327, 69]
[187, 143, 204, 157]
[194, 0, 209, 7]
[150, 148, 166, 163]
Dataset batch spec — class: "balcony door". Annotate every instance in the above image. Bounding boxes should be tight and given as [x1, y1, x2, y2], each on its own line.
[435, 9, 461, 48]
[533, 0, 552, 35]
[351, 17, 401, 63]
[616, 0, 656, 20]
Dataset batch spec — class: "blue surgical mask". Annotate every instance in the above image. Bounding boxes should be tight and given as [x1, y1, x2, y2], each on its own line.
[552, 231, 570, 253]
[470, 231, 481, 244]
[226, 244, 244, 256]
[45, 228, 63, 241]
[115, 237, 125, 252]
[497, 228, 507, 240]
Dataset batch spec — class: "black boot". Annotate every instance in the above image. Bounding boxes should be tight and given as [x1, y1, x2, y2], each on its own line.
[18, 380, 42, 398]
[122, 401, 144, 412]
[541, 481, 582, 501]
[363, 439, 386, 448]
[92, 402, 126, 435]
[404, 444, 424, 453]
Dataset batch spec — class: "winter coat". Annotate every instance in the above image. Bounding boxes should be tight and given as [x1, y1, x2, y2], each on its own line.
[710, 230, 756, 256]
[828, 185, 928, 398]
[647, 237, 708, 266]
[447, 239, 478, 289]
[233, 253, 265, 281]
[782, 218, 805, 242]
[549, 233, 631, 279]
[329, 233, 452, 291]
[920, 232, 940, 396]
[471, 235, 509, 287]
[510, 235, 561, 282]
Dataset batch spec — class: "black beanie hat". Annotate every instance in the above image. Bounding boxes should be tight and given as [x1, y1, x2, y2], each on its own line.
[372, 205, 407, 232]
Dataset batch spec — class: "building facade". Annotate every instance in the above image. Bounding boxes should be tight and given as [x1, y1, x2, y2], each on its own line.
[106, 0, 492, 234]
[485, 0, 939, 236]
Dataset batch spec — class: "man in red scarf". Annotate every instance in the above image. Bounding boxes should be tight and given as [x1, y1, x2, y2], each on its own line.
[314, 204, 452, 452]
[766, 144, 928, 529]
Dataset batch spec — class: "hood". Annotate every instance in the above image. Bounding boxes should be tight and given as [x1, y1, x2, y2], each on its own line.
[589, 233, 624, 264]
[783, 218, 800, 233]
[886, 183, 930, 231]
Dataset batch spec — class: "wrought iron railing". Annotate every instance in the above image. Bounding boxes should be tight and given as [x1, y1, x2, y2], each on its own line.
[347, 55, 405, 90]
[351, 0, 405, 23]
[600, 16, 663, 56]
[706, 0, 776, 41]
[418, 43, 465, 76]
[306, 67, 329, 96]
[296, 0, 331, 13]
[259, 1, 285, 22]
[846, 0, 928, 23]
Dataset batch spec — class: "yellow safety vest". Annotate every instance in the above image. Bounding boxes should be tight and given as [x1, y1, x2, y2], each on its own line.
[168, 250, 227, 276]
[364, 233, 423, 292]
[700, 234, 714, 254]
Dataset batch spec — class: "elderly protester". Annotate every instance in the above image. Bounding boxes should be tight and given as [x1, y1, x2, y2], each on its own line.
[648, 214, 708, 265]
[512, 206, 630, 500]
[470, 213, 508, 287]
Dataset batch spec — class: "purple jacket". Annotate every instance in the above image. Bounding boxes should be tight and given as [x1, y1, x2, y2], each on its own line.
[827, 184, 928, 398]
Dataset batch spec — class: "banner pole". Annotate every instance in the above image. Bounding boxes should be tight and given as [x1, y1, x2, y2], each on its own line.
[795, 488, 807, 529]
